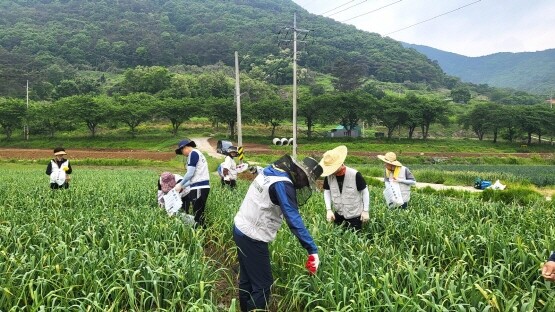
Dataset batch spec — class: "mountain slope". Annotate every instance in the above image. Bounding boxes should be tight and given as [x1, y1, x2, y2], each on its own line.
[403, 43, 555, 95]
[0, 0, 446, 98]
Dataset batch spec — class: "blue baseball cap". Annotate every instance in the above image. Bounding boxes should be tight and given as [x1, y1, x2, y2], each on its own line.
[175, 138, 196, 154]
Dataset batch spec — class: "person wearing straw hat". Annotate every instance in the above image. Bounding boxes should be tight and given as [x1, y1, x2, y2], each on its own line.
[233, 154, 323, 312]
[45, 147, 73, 189]
[173, 138, 210, 227]
[377, 152, 415, 209]
[319, 145, 370, 231]
[542, 252, 555, 281]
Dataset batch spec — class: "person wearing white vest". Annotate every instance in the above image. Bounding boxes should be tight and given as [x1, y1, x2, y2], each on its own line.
[233, 155, 324, 312]
[45, 147, 73, 189]
[378, 152, 416, 209]
[174, 138, 210, 227]
[218, 146, 239, 189]
[320, 145, 370, 231]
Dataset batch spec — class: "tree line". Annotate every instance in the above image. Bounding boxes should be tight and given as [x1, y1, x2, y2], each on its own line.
[0, 66, 553, 144]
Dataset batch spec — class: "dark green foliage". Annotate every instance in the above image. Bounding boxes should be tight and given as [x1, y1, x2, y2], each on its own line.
[0, 0, 447, 99]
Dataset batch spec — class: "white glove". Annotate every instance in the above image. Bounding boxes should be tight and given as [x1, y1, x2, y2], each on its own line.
[305, 253, 320, 275]
[360, 211, 370, 222]
[326, 210, 335, 222]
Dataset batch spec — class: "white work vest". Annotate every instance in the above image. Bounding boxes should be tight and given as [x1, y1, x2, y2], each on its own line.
[385, 166, 411, 203]
[234, 173, 291, 242]
[50, 160, 69, 185]
[188, 149, 210, 190]
[221, 156, 238, 180]
[328, 167, 363, 219]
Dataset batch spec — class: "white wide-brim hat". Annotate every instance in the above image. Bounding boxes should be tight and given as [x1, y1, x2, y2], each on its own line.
[319, 145, 348, 177]
[377, 152, 402, 166]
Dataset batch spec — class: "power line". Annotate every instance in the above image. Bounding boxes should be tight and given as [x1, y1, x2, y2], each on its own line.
[385, 0, 482, 35]
[319, 0, 357, 16]
[341, 0, 403, 23]
[327, 0, 369, 17]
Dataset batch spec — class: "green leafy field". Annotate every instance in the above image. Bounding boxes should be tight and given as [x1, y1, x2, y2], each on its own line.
[1, 165, 554, 311]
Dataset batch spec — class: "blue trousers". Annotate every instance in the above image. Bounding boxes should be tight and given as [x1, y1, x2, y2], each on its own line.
[233, 226, 272, 312]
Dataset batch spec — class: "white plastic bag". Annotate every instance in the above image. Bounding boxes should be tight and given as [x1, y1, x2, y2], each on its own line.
[383, 181, 404, 208]
[489, 180, 506, 190]
[163, 189, 182, 216]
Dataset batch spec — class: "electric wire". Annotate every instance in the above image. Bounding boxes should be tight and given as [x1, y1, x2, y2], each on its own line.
[327, 0, 369, 17]
[341, 0, 403, 23]
[319, 0, 357, 16]
[385, 0, 482, 35]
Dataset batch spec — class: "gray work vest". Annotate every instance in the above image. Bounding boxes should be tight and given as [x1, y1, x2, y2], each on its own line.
[234, 173, 291, 242]
[328, 167, 363, 219]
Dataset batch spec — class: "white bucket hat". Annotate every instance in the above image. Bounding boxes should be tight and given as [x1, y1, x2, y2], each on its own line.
[377, 152, 402, 166]
[319, 145, 348, 177]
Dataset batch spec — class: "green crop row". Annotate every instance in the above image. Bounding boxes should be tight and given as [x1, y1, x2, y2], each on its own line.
[1, 166, 554, 311]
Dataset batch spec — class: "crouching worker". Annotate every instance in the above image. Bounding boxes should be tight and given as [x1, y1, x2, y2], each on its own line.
[320, 145, 370, 231]
[157, 172, 191, 213]
[218, 146, 239, 189]
[232, 154, 323, 312]
[46, 147, 73, 189]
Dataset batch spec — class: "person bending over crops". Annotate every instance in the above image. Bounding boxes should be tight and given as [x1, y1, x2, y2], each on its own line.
[320, 145, 370, 231]
[173, 138, 210, 227]
[378, 152, 416, 209]
[45, 147, 72, 190]
[232, 154, 326, 312]
[157, 172, 191, 213]
[542, 252, 555, 281]
[218, 146, 239, 189]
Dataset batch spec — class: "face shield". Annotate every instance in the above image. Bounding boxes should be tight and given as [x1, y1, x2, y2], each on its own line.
[273, 155, 323, 206]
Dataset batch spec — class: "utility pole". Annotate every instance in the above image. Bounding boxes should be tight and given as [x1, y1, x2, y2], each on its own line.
[25, 80, 29, 140]
[279, 12, 311, 158]
[234, 51, 244, 163]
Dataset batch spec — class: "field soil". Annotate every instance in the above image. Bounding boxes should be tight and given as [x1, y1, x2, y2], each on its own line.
[2, 137, 552, 161]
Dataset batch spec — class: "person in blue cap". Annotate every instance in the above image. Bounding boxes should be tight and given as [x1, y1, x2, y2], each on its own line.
[173, 138, 210, 227]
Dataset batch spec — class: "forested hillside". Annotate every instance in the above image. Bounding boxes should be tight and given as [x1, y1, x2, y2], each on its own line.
[0, 0, 446, 98]
[403, 43, 555, 96]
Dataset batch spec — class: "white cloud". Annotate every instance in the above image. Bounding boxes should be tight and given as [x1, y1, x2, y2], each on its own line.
[292, 0, 555, 56]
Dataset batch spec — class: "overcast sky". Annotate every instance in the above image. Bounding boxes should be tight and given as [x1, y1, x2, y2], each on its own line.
[292, 0, 555, 57]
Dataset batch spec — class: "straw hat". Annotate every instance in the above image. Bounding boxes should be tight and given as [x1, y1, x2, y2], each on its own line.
[53, 147, 67, 156]
[377, 152, 402, 166]
[319, 145, 348, 177]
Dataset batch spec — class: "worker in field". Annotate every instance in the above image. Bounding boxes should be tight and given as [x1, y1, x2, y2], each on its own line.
[319, 145, 370, 231]
[217, 146, 239, 189]
[157, 172, 191, 213]
[232, 154, 328, 312]
[542, 252, 555, 281]
[173, 138, 210, 227]
[378, 152, 416, 208]
[46, 147, 73, 189]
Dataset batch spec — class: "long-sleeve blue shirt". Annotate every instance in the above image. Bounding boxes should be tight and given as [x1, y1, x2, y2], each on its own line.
[265, 166, 318, 254]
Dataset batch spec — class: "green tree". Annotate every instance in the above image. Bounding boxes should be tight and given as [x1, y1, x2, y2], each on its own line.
[205, 97, 237, 138]
[459, 103, 496, 140]
[0, 98, 26, 139]
[113, 93, 157, 137]
[321, 92, 376, 136]
[157, 97, 199, 136]
[376, 95, 408, 138]
[416, 97, 450, 139]
[450, 87, 471, 104]
[253, 99, 290, 138]
[63, 95, 112, 137]
[28, 101, 74, 138]
[120, 66, 172, 95]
